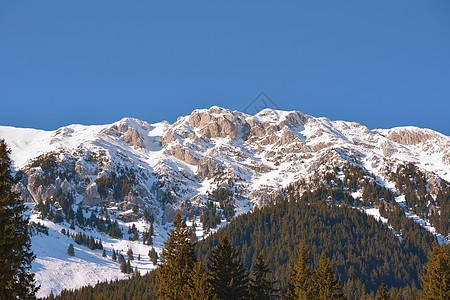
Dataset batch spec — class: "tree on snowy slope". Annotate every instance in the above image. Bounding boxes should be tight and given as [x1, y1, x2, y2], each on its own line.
[157, 212, 196, 299]
[0, 140, 39, 299]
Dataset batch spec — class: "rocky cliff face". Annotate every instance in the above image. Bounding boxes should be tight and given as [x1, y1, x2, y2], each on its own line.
[1, 107, 449, 225]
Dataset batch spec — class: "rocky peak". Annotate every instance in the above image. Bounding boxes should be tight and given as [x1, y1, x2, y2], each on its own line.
[2, 106, 449, 230]
[384, 127, 443, 145]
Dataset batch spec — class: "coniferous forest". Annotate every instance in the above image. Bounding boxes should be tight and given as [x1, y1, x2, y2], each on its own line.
[1, 138, 449, 299]
[44, 185, 450, 300]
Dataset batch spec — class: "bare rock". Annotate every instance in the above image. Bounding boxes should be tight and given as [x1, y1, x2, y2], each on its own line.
[166, 145, 200, 165]
[197, 157, 222, 179]
[122, 128, 145, 148]
[381, 141, 397, 157]
[387, 129, 436, 145]
[83, 183, 103, 206]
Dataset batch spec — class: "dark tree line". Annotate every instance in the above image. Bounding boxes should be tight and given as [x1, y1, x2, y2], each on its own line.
[0, 140, 38, 299]
[42, 160, 450, 299]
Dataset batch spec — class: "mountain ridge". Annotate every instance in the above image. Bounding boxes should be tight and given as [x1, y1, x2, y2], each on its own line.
[1, 106, 449, 297]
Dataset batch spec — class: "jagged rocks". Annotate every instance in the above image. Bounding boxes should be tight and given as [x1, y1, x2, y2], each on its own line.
[381, 141, 397, 157]
[165, 145, 200, 165]
[122, 128, 145, 148]
[83, 183, 103, 206]
[188, 108, 239, 139]
[3, 105, 449, 228]
[386, 129, 436, 145]
[197, 157, 222, 179]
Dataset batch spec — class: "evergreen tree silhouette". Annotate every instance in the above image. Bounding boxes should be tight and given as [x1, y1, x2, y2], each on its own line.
[207, 233, 250, 299]
[158, 212, 196, 299]
[0, 140, 39, 298]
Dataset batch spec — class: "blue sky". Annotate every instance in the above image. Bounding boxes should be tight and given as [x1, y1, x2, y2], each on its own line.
[1, 1, 449, 134]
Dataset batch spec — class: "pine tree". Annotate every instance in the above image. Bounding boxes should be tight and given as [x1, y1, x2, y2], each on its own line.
[375, 283, 390, 300]
[132, 230, 139, 241]
[251, 252, 279, 300]
[112, 249, 117, 261]
[120, 258, 127, 273]
[146, 230, 152, 245]
[285, 241, 314, 300]
[126, 258, 132, 274]
[67, 243, 75, 256]
[102, 249, 106, 258]
[147, 221, 154, 245]
[420, 240, 450, 300]
[313, 252, 346, 299]
[187, 261, 210, 299]
[207, 233, 250, 300]
[158, 212, 196, 299]
[0, 140, 39, 298]
[118, 253, 125, 264]
[190, 222, 198, 243]
[127, 248, 133, 260]
[75, 204, 84, 226]
[149, 247, 158, 265]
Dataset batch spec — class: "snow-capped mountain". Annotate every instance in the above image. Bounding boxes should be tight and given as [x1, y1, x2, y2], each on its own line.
[1, 106, 449, 297]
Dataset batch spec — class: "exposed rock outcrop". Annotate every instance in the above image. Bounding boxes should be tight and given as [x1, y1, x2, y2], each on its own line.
[387, 129, 436, 145]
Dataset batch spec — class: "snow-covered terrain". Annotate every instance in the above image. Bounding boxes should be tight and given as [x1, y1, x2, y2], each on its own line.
[1, 106, 449, 297]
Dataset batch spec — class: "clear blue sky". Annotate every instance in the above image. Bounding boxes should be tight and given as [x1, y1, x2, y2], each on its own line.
[1, 1, 449, 134]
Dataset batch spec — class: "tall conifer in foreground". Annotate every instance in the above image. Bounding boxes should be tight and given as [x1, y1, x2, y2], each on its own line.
[251, 252, 279, 299]
[0, 140, 39, 299]
[420, 240, 450, 300]
[187, 261, 210, 299]
[207, 233, 250, 300]
[158, 212, 196, 299]
[314, 252, 346, 299]
[285, 241, 314, 300]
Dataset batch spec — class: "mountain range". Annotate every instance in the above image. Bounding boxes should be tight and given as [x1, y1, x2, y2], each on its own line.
[1, 106, 449, 297]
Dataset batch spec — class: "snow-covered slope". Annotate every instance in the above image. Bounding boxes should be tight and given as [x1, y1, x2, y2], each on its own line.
[1, 107, 449, 297]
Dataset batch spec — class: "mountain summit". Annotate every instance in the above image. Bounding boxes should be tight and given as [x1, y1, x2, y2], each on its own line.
[0, 107, 449, 297]
[1, 107, 448, 211]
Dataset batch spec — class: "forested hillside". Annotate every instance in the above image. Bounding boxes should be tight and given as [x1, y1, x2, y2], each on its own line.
[196, 189, 434, 299]
[46, 183, 445, 300]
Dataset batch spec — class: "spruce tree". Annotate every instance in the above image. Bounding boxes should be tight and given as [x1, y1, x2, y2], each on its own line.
[375, 283, 390, 300]
[120, 259, 127, 273]
[157, 212, 196, 299]
[149, 247, 158, 265]
[127, 248, 133, 260]
[67, 243, 75, 256]
[187, 261, 210, 299]
[112, 249, 117, 261]
[207, 233, 250, 300]
[285, 241, 314, 300]
[251, 252, 279, 300]
[0, 140, 39, 298]
[146, 230, 153, 245]
[190, 222, 198, 243]
[313, 252, 345, 299]
[126, 258, 132, 274]
[75, 204, 84, 226]
[420, 240, 450, 300]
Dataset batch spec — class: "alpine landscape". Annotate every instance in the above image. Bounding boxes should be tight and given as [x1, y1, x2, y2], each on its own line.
[1, 106, 449, 298]
[1, 2, 449, 299]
